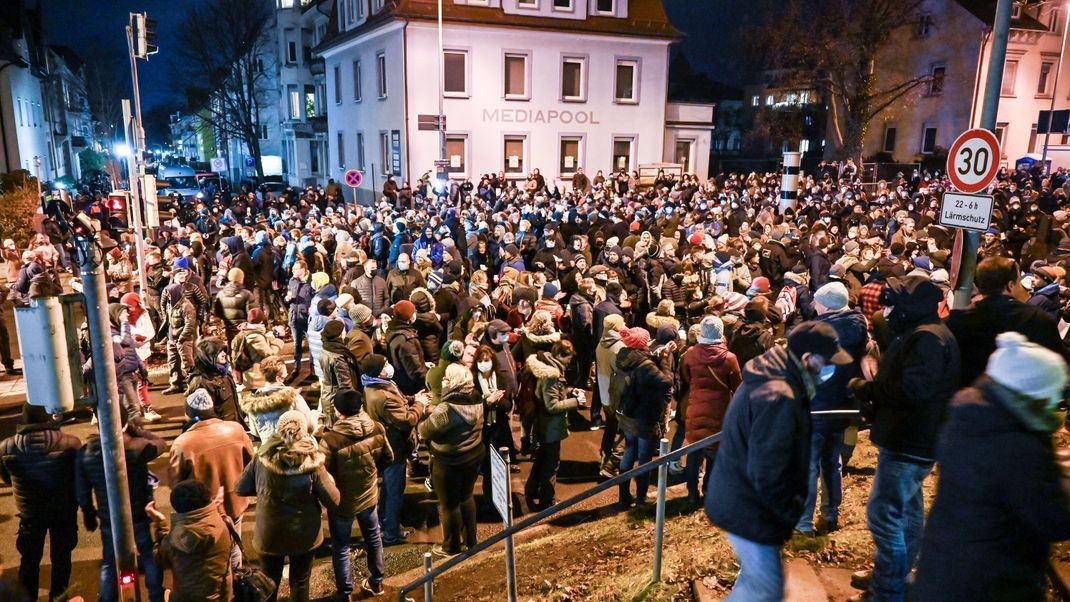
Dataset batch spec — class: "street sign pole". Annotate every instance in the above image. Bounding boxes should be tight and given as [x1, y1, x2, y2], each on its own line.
[955, 0, 1013, 308]
[491, 447, 518, 602]
[122, 99, 148, 295]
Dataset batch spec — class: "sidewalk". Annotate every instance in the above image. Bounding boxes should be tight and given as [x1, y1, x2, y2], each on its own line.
[0, 360, 171, 411]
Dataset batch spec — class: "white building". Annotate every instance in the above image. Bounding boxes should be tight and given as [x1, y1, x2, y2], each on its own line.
[0, 1, 55, 179]
[316, 0, 710, 204]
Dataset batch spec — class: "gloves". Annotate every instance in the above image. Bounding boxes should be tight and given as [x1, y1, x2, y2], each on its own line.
[84, 511, 98, 533]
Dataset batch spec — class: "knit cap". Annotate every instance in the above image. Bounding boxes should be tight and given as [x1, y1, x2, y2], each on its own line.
[602, 313, 625, 333]
[247, 307, 265, 324]
[441, 339, 465, 362]
[442, 362, 474, 393]
[322, 319, 345, 340]
[227, 267, 244, 283]
[620, 326, 651, 350]
[697, 315, 725, 345]
[360, 353, 387, 377]
[393, 300, 416, 321]
[172, 256, 190, 270]
[986, 332, 1068, 403]
[171, 480, 212, 513]
[814, 282, 849, 312]
[276, 410, 309, 443]
[186, 388, 214, 413]
[351, 303, 374, 325]
[334, 390, 363, 417]
[749, 277, 771, 294]
[428, 270, 444, 291]
[311, 271, 330, 290]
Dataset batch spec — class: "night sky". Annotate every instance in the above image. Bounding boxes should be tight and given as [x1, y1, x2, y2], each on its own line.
[41, 0, 742, 113]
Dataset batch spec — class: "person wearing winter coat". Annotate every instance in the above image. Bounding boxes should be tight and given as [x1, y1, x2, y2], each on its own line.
[473, 344, 517, 504]
[411, 287, 443, 363]
[419, 363, 485, 556]
[229, 308, 282, 390]
[385, 300, 429, 395]
[728, 298, 776, 369]
[386, 253, 427, 303]
[568, 279, 598, 390]
[308, 289, 338, 383]
[355, 259, 390, 316]
[645, 299, 681, 335]
[595, 313, 626, 476]
[286, 260, 315, 380]
[147, 480, 233, 602]
[109, 303, 150, 422]
[614, 327, 673, 508]
[681, 316, 741, 504]
[362, 353, 431, 546]
[426, 339, 466, 404]
[524, 341, 585, 510]
[187, 337, 245, 427]
[0, 404, 84, 601]
[848, 276, 961, 601]
[163, 269, 198, 395]
[706, 322, 853, 601]
[912, 333, 1070, 601]
[241, 357, 314, 442]
[344, 303, 378, 365]
[236, 410, 341, 602]
[319, 318, 359, 428]
[213, 267, 252, 341]
[320, 391, 392, 597]
[795, 282, 869, 535]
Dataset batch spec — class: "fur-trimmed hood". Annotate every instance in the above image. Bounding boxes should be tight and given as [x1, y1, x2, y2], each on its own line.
[524, 330, 561, 345]
[645, 312, 680, 330]
[257, 435, 324, 476]
[526, 352, 563, 380]
[242, 386, 299, 415]
[409, 286, 437, 313]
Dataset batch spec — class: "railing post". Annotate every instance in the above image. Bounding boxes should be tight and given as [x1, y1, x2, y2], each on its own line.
[424, 551, 433, 602]
[653, 437, 670, 583]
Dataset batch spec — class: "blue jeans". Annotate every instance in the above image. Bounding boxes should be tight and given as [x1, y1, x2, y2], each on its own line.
[100, 521, 165, 602]
[866, 448, 933, 602]
[380, 461, 407, 541]
[618, 433, 656, 504]
[795, 430, 844, 533]
[725, 532, 783, 601]
[328, 508, 385, 595]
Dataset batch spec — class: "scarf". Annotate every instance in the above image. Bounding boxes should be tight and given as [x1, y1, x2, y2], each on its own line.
[988, 379, 1062, 433]
[361, 374, 392, 388]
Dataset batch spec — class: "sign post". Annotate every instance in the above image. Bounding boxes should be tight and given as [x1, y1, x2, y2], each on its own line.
[491, 447, 518, 602]
[945, 126, 1001, 305]
[210, 156, 227, 173]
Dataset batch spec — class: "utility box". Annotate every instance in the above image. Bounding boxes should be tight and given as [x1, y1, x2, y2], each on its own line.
[14, 294, 88, 414]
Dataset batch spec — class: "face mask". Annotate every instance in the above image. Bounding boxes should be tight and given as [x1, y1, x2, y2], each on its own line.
[817, 364, 836, 384]
[382, 363, 395, 380]
[477, 360, 493, 373]
[498, 334, 509, 344]
[397, 262, 410, 271]
[545, 240, 555, 249]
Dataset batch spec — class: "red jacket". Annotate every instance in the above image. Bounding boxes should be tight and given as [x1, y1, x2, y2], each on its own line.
[681, 342, 742, 444]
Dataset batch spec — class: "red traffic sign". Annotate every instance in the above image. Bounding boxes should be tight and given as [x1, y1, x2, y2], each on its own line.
[947, 128, 1000, 193]
[344, 169, 363, 188]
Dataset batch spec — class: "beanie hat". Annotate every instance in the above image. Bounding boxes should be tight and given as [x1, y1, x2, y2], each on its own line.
[360, 353, 388, 377]
[697, 315, 725, 345]
[392, 300, 416, 321]
[749, 277, 771, 294]
[317, 298, 336, 317]
[441, 339, 465, 362]
[410, 288, 434, 313]
[170, 480, 212, 514]
[247, 307, 265, 324]
[620, 326, 651, 350]
[986, 332, 1069, 405]
[276, 409, 309, 443]
[334, 390, 363, 417]
[428, 270, 444, 290]
[442, 363, 474, 393]
[172, 256, 190, 270]
[542, 282, 560, 299]
[912, 256, 933, 273]
[227, 267, 244, 284]
[603, 313, 625, 333]
[351, 303, 374, 325]
[322, 319, 345, 340]
[311, 271, 330, 290]
[814, 282, 850, 312]
[186, 388, 214, 413]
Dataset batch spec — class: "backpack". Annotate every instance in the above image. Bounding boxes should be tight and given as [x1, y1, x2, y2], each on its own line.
[231, 331, 268, 372]
[729, 324, 774, 368]
[612, 359, 648, 420]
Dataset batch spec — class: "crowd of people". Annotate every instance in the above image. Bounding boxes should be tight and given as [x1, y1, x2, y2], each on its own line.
[2, 158, 1070, 601]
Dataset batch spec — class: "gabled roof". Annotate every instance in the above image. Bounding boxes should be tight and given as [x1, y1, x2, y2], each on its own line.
[316, 0, 679, 55]
[956, 0, 1051, 31]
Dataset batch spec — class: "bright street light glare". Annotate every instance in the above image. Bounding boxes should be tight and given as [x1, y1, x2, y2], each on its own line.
[114, 144, 132, 157]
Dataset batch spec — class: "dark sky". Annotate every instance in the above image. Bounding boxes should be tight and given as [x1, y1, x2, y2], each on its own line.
[41, 0, 742, 113]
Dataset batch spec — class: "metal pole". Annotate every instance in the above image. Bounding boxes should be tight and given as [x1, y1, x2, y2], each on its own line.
[73, 233, 140, 599]
[423, 551, 434, 602]
[1042, 3, 1070, 175]
[34, 156, 43, 212]
[501, 447, 518, 602]
[122, 100, 148, 295]
[954, 0, 1013, 309]
[652, 437, 669, 583]
[437, 0, 446, 164]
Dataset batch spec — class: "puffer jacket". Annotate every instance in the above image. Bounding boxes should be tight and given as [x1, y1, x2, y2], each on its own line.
[230, 324, 282, 389]
[595, 329, 625, 410]
[385, 321, 428, 395]
[682, 342, 742, 444]
[77, 429, 165, 527]
[615, 347, 673, 439]
[354, 273, 390, 316]
[0, 423, 81, 518]
[188, 338, 244, 426]
[511, 329, 561, 364]
[153, 504, 233, 602]
[527, 352, 580, 444]
[235, 434, 340, 556]
[241, 386, 313, 442]
[319, 336, 358, 425]
[319, 412, 393, 517]
[418, 382, 484, 465]
[213, 282, 251, 330]
[365, 379, 423, 461]
[166, 289, 198, 343]
[385, 268, 426, 304]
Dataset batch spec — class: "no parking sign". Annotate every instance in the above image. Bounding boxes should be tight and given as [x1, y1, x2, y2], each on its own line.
[344, 169, 363, 188]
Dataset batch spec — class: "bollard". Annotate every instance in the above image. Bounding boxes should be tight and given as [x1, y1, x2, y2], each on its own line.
[653, 437, 670, 583]
[424, 551, 433, 602]
[779, 151, 801, 212]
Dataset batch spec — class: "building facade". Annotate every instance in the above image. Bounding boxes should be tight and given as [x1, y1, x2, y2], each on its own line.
[0, 0, 55, 179]
[317, 0, 710, 204]
[276, 0, 332, 186]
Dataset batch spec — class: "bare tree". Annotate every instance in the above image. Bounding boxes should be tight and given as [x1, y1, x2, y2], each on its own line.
[84, 61, 124, 146]
[749, 0, 934, 161]
[172, 0, 274, 179]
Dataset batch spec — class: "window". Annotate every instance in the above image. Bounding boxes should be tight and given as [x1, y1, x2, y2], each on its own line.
[561, 57, 586, 101]
[446, 135, 467, 173]
[612, 137, 634, 171]
[379, 132, 390, 173]
[311, 142, 321, 174]
[1012, 3, 1021, 19]
[1051, 7, 1063, 32]
[337, 131, 346, 168]
[615, 60, 638, 103]
[560, 136, 581, 174]
[1002, 59, 1018, 96]
[259, 124, 269, 139]
[376, 52, 387, 98]
[517, 0, 536, 6]
[1039, 61, 1054, 96]
[15, 98, 22, 127]
[883, 125, 897, 153]
[916, 14, 933, 38]
[596, 0, 614, 13]
[928, 65, 945, 95]
[353, 60, 362, 101]
[504, 53, 528, 98]
[288, 85, 301, 119]
[995, 122, 1008, 149]
[333, 66, 342, 104]
[305, 85, 316, 118]
[765, 94, 774, 105]
[921, 126, 937, 154]
[443, 50, 467, 96]
[504, 136, 525, 174]
[553, 0, 572, 9]
[800, 139, 811, 153]
[751, 95, 759, 107]
[256, 58, 265, 73]
[356, 132, 366, 170]
[675, 139, 693, 172]
[1029, 123, 1039, 153]
[286, 30, 298, 63]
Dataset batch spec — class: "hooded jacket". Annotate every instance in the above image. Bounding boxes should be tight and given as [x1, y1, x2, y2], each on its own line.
[241, 386, 312, 442]
[809, 308, 869, 433]
[705, 346, 812, 545]
[527, 353, 580, 444]
[169, 418, 254, 520]
[153, 504, 234, 602]
[595, 329, 625, 411]
[235, 434, 340, 556]
[615, 347, 673, 439]
[0, 423, 81, 518]
[511, 329, 561, 364]
[213, 282, 251, 329]
[188, 339, 244, 426]
[418, 381, 484, 465]
[365, 380, 423, 461]
[77, 428, 165, 527]
[682, 342, 742, 444]
[319, 412, 392, 517]
[386, 319, 428, 395]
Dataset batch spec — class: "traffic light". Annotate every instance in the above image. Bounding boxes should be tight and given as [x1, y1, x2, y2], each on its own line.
[133, 13, 158, 59]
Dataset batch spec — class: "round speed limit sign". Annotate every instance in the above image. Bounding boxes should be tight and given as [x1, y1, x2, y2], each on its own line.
[947, 128, 1001, 193]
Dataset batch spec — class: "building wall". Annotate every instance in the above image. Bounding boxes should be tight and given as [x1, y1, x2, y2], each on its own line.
[0, 65, 52, 178]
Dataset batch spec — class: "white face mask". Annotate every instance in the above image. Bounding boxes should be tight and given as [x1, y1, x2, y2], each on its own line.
[477, 360, 493, 373]
[397, 262, 410, 271]
[498, 334, 509, 344]
[817, 364, 836, 384]
[382, 363, 395, 380]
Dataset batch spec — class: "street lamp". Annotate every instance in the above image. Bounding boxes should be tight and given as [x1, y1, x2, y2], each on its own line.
[114, 143, 132, 158]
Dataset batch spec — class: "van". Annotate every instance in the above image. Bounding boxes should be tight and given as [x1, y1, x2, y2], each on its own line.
[156, 165, 200, 203]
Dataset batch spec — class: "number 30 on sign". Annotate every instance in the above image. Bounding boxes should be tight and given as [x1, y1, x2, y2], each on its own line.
[947, 128, 1001, 194]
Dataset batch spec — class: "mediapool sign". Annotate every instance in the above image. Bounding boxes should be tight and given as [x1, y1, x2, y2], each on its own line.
[482, 108, 601, 125]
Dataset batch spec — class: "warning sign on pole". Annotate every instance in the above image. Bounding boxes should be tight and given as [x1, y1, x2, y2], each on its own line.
[947, 128, 1000, 194]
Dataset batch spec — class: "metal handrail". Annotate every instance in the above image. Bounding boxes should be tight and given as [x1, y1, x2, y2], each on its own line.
[397, 431, 723, 601]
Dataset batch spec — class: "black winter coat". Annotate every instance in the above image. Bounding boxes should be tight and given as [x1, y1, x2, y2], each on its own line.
[213, 282, 251, 329]
[615, 348, 672, 439]
[809, 308, 869, 433]
[77, 429, 164, 526]
[0, 424, 81, 517]
[385, 322, 427, 395]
